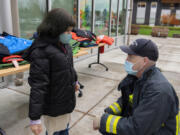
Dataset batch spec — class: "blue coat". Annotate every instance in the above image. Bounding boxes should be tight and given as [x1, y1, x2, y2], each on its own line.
[0, 34, 32, 54]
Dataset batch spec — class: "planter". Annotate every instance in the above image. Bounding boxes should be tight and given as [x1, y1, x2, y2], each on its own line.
[151, 27, 169, 37]
[131, 25, 139, 35]
[173, 34, 180, 38]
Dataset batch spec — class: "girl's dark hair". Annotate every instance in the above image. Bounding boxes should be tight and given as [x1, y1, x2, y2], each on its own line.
[37, 8, 76, 38]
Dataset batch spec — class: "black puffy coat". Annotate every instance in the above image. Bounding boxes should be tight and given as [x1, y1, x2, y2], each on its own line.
[23, 36, 77, 120]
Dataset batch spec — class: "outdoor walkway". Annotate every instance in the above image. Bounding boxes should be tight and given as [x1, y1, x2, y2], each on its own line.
[70, 35, 180, 134]
[0, 35, 179, 135]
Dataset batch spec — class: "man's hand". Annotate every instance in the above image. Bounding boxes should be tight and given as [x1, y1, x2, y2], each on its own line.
[93, 116, 101, 130]
[30, 124, 42, 135]
[75, 83, 80, 92]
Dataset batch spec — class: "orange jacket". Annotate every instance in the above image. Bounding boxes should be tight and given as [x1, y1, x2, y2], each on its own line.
[71, 32, 90, 42]
[96, 35, 114, 45]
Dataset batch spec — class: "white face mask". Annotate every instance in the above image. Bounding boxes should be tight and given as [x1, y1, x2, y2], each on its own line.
[124, 60, 138, 76]
[124, 59, 145, 76]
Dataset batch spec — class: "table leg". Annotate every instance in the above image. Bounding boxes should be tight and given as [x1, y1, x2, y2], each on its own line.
[88, 47, 109, 71]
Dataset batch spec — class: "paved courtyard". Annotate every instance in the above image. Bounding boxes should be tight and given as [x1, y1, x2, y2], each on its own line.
[0, 35, 179, 135]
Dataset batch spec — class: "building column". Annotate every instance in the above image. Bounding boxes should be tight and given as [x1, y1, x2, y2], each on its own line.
[11, 0, 20, 37]
[144, 1, 151, 25]
[0, 0, 13, 34]
[155, 1, 162, 26]
[132, 0, 137, 24]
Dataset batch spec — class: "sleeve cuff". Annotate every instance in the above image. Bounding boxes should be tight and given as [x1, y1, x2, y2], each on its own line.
[104, 107, 114, 114]
[30, 119, 41, 125]
[99, 113, 122, 134]
[76, 81, 79, 85]
[99, 113, 109, 133]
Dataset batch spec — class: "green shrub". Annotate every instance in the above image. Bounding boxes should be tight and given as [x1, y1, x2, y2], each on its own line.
[132, 24, 180, 37]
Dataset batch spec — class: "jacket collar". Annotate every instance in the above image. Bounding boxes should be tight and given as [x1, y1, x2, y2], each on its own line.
[118, 65, 156, 91]
[137, 65, 156, 82]
[118, 74, 138, 91]
[37, 36, 59, 46]
[23, 36, 60, 61]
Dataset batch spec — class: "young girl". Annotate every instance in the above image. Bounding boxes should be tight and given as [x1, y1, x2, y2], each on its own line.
[23, 8, 79, 135]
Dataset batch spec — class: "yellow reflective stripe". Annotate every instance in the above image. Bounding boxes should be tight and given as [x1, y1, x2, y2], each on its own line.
[106, 115, 121, 134]
[176, 111, 180, 135]
[113, 102, 122, 113]
[176, 114, 178, 135]
[109, 105, 116, 113]
[129, 94, 133, 104]
[109, 103, 121, 114]
[106, 115, 113, 133]
[110, 116, 116, 133]
[179, 112, 180, 132]
[112, 116, 121, 134]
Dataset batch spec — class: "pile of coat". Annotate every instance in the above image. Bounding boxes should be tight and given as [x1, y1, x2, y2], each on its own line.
[69, 29, 97, 55]
[0, 30, 115, 69]
[71, 29, 98, 48]
[71, 28, 114, 54]
[0, 32, 31, 69]
[69, 39, 80, 55]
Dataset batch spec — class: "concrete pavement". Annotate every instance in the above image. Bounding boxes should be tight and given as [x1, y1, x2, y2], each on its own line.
[0, 35, 179, 135]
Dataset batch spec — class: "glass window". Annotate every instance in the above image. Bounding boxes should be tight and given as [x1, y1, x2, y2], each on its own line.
[52, 0, 74, 14]
[111, 0, 118, 37]
[18, 0, 46, 38]
[80, 0, 92, 30]
[118, 0, 126, 35]
[51, 0, 77, 23]
[176, 10, 180, 20]
[149, 2, 157, 26]
[136, 2, 146, 24]
[94, 0, 109, 36]
[171, 9, 180, 26]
